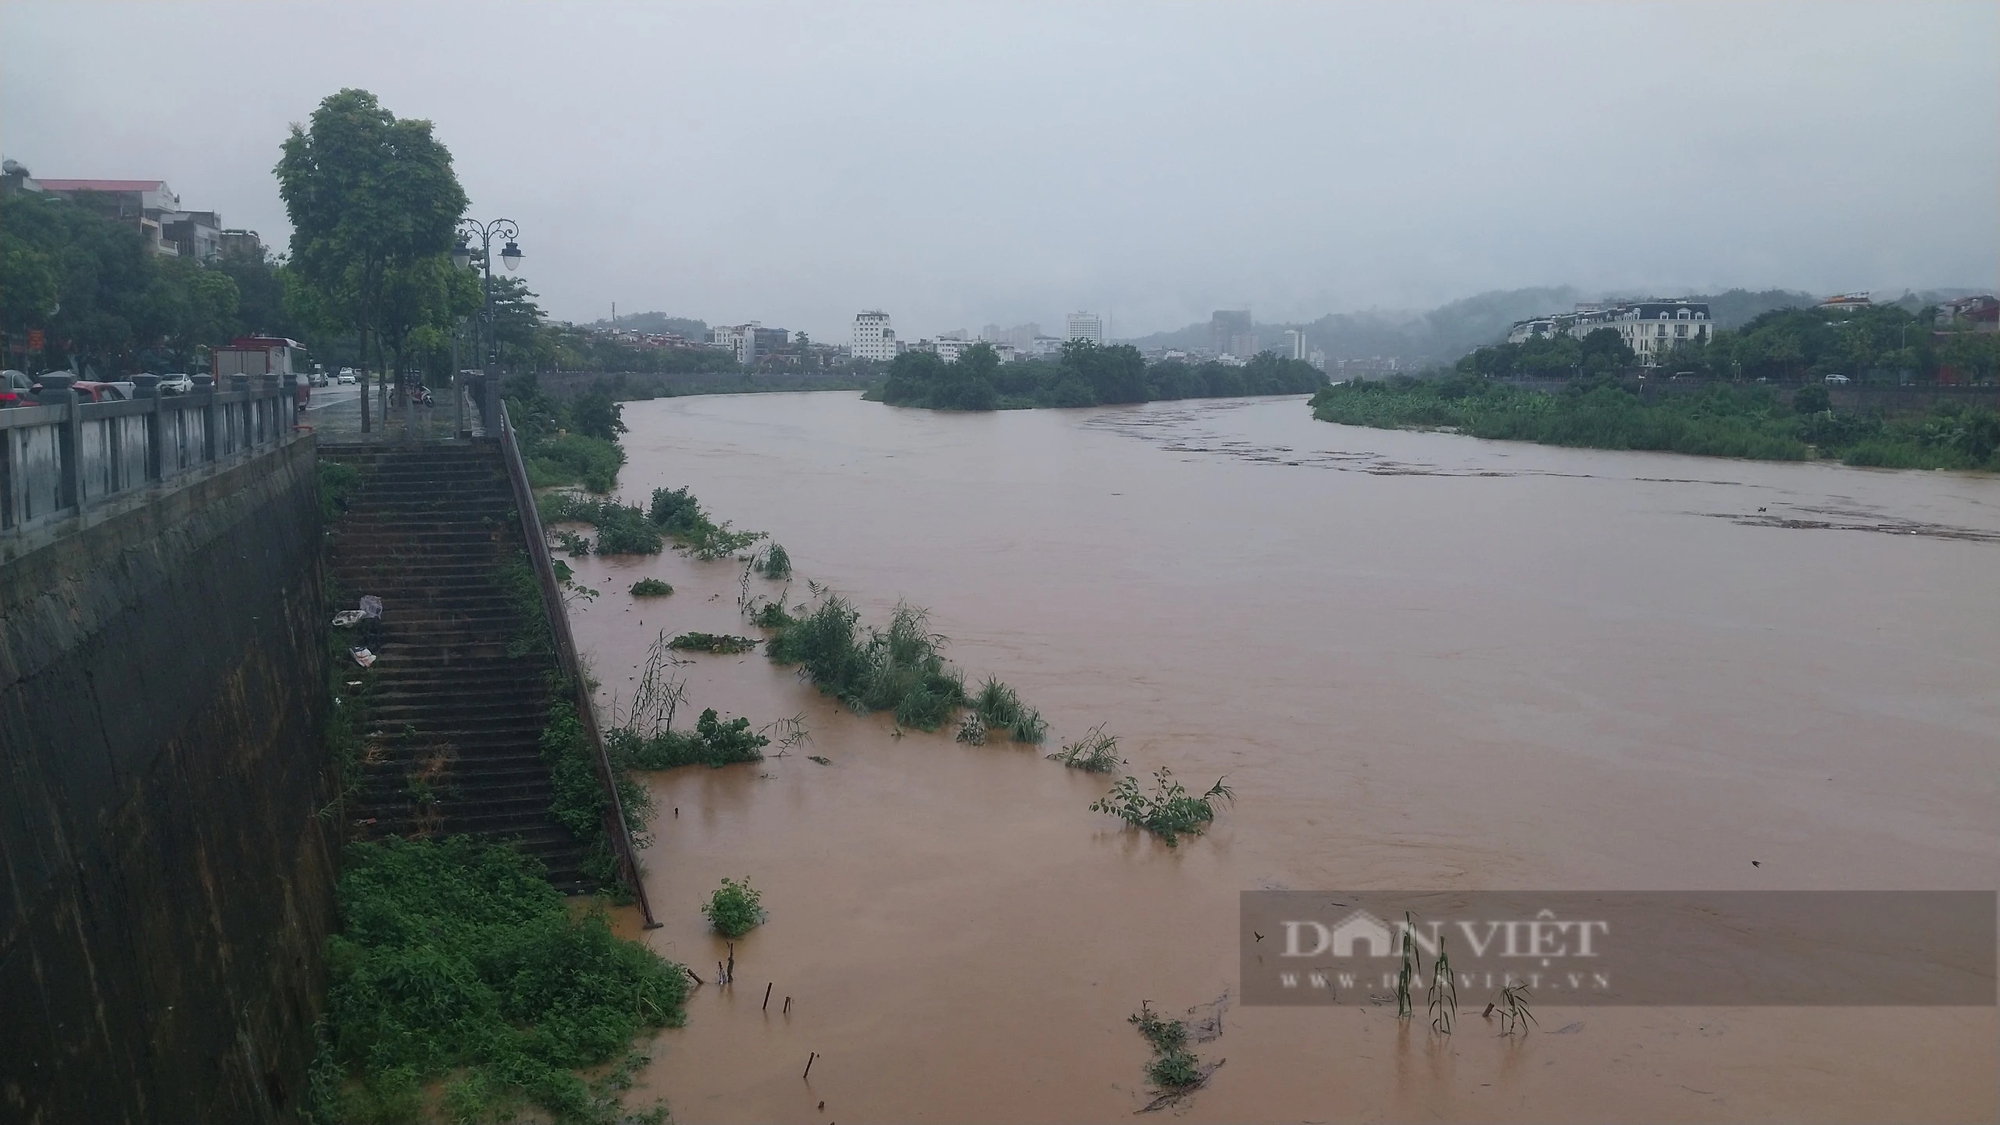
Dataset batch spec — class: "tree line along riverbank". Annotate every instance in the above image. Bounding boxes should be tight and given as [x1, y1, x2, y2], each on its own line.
[1309, 377, 2000, 471]
[868, 340, 1326, 410]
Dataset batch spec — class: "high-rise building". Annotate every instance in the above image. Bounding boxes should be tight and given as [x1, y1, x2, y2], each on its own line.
[852, 310, 897, 361]
[1285, 329, 1307, 361]
[1211, 309, 1254, 359]
[710, 322, 761, 365]
[1065, 311, 1103, 345]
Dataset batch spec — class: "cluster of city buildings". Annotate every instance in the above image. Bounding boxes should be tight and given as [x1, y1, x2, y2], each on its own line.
[845, 307, 1334, 370]
[1, 161, 263, 261]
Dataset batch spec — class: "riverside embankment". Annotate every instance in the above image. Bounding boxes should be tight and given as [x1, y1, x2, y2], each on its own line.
[566, 391, 1997, 1123]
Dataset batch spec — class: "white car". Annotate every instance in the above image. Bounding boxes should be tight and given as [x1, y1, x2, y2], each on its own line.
[1824, 373, 1851, 385]
[158, 373, 194, 395]
[337, 371, 358, 385]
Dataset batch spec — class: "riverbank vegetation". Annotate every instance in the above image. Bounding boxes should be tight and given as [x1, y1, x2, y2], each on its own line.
[538, 493, 663, 555]
[612, 708, 769, 771]
[305, 837, 686, 1125]
[1311, 376, 2000, 469]
[869, 341, 1326, 411]
[1090, 768, 1234, 845]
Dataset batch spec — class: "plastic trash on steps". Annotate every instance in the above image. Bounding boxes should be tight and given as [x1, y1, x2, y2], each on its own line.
[350, 647, 377, 668]
[360, 595, 384, 618]
[332, 610, 366, 627]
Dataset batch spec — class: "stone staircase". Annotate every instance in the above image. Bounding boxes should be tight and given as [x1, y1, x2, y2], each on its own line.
[320, 441, 590, 892]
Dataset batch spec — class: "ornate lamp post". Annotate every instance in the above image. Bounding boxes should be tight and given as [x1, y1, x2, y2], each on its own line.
[453, 218, 522, 435]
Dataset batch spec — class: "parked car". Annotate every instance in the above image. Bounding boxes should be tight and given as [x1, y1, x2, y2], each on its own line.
[337, 369, 358, 385]
[309, 369, 329, 388]
[64, 381, 134, 402]
[0, 369, 34, 407]
[1824, 373, 1851, 385]
[158, 373, 195, 395]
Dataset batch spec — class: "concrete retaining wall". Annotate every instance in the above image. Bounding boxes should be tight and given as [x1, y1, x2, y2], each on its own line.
[0, 436, 334, 1125]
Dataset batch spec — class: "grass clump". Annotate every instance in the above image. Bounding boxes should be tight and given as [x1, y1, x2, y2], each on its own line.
[542, 691, 651, 890]
[525, 433, 626, 493]
[1048, 724, 1123, 772]
[318, 460, 362, 522]
[647, 486, 765, 560]
[629, 577, 673, 597]
[667, 632, 758, 654]
[1009, 708, 1048, 744]
[701, 877, 764, 938]
[754, 543, 792, 579]
[307, 837, 686, 1125]
[973, 677, 1022, 730]
[613, 708, 769, 771]
[1090, 767, 1234, 845]
[749, 599, 796, 630]
[540, 492, 664, 555]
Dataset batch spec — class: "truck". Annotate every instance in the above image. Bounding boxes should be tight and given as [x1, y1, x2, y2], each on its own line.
[211, 336, 307, 381]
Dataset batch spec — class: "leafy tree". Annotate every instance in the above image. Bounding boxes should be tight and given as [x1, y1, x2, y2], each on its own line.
[277, 88, 469, 429]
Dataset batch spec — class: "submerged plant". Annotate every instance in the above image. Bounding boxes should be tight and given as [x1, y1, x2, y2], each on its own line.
[1429, 930, 1458, 1034]
[755, 543, 793, 579]
[1129, 1001, 1206, 1092]
[765, 596, 969, 730]
[613, 708, 769, 771]
[1485, 980, 1537, 1037]
[973, 677, 1022, 730]
[667, 632, 759, 654]
[702, 877, 764, 938]
[955, 712, 987, 745]
[1009, 707, 1048, 744]
[1089, 767, 1234, 845]
[1048, 724, 1123, 772]
[629, 577, 673, 597]
[648, 485, 766, 559]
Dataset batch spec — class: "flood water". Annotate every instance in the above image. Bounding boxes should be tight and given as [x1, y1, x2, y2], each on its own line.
[563, 391, 1998, 1123]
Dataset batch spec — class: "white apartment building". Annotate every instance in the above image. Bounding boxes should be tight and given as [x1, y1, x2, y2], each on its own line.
[1284, 329, 1307, 360]
[1505, 299, 1712, 366]
[1028, 335, 1068, 358]
[851, 310, 897, 361]
[1064, 311, 1103, 345]
[710, 322, 760, 365]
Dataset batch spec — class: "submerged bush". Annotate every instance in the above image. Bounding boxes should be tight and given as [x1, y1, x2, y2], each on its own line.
[1090, 767, 1234, 845]
[667, 632, 758, 654]
[1131, 1002, 1206, 1091]
[611, 708, 769, 771]
[629, 577, 673, 597]
[540, 492, 663, 555]
[647, 486, 765, 559]
[755, 543, 792, 579]
[310, 837, 686, 1124]
[702, 877, 764, 938]
[765, 596, 968, 730]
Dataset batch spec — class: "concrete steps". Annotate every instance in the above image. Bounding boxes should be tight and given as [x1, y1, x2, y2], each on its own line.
[322, 441, 593, 894]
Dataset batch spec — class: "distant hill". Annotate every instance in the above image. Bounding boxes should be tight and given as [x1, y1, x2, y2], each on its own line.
[583, 311, 708, 338]
[1121, 286, 1835, 366]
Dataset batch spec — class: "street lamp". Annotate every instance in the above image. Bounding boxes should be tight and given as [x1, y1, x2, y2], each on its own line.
[454, 217, 521, 437]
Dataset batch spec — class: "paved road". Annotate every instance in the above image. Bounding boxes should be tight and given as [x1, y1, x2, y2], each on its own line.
[302, 382, 471, 440]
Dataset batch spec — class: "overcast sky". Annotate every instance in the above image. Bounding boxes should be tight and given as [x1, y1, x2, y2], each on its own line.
[4, 1, 1995, 338]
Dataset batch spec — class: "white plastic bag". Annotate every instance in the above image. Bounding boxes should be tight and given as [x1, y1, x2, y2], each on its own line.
[359, 595, 384, 619]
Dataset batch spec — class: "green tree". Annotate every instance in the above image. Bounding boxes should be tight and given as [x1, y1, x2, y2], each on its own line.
[277, 88, 469, 429]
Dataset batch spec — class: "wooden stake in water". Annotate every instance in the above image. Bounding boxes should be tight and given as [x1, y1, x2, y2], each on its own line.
[763, 982, 773, 1010]
[803, 1052, 816, 1080]
[784, 995, 792, 1014]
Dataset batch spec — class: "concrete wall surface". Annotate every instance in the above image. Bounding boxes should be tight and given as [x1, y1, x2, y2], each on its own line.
[0, 435, 335, 1125]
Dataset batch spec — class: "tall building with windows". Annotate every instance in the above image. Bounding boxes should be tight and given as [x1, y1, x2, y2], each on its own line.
[1504, 299, 1712, 366]
[852, 310, 897, 361]
[1064, 311, 1103, 345]
[1284, 329, 1307, 360]
[710, 323, 760, 365]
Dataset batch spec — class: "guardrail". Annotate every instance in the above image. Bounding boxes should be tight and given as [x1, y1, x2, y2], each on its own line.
[495, 399, 659, 927]
[1, 373, 296, 537]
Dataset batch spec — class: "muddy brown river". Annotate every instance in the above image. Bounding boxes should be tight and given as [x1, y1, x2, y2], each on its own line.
[562, 392, 1998, 1123]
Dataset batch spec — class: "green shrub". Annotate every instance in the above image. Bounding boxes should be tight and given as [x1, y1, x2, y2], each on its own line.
[647, 486, 765, 559]
[1090, 768, 1234, 845]
[702, 877, 764, 938]
[629, 577, 673, 597]
[309, 838, 687, 1125]
[526, 433, 626, 493]
[611, 708, 769, 771]
[1130, 1002, 1206, 1091]
[667, 632, 758, 654]
[541, 492, 663, 555]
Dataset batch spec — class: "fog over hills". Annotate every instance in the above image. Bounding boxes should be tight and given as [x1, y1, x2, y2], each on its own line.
[1118, 286, 1986, 366]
